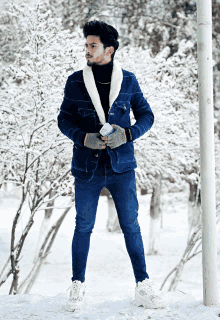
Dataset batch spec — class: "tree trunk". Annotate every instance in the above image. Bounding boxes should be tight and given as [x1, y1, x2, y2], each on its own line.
[147, 173, 162, 255]
[141, 189, 148, 195]
[101, 187, 121, 233]
[197, 0, 218, 305]
[187, 182, 201, 244]
[33, 189, 57, 263]
[106, 194, 122, 233]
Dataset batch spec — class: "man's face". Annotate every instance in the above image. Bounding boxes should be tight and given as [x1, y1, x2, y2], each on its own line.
[85, 35, 114, 66]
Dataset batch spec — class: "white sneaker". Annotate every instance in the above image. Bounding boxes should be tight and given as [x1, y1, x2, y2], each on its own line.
[134, 278, 166, 309]
[65, 280, 86, 312]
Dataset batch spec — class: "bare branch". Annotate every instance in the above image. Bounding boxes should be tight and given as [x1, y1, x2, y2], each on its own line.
[186, 250, 202, 262]
[22, 196, 74, 293]
[25, 142, 64, 172]
[0, 268, 13, 287]
[37, 203, 75, 211]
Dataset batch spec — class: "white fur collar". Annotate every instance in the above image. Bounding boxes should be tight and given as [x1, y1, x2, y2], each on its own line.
[83, 60, 123, 125]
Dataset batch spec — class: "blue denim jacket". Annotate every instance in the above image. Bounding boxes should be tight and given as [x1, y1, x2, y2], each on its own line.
[57, 60, 154, 181]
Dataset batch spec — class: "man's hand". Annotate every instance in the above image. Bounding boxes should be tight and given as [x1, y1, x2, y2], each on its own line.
[84, 133, 106, 150]
[101, 124, 127, 149]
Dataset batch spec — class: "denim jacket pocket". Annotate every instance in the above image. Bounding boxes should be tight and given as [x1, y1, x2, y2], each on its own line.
[112, 142, 135, 163]
[78, 108, 96, 118]
[115, 102, 132, 126]
[77, 108, 97, 131]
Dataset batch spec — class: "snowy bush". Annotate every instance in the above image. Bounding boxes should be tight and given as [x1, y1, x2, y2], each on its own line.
[115, 42, 200, 191]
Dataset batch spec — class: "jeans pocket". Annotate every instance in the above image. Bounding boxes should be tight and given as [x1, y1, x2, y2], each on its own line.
[72, 145, 91, 172]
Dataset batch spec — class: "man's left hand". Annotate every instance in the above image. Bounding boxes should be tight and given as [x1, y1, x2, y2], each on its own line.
[101, 124, 127, 149]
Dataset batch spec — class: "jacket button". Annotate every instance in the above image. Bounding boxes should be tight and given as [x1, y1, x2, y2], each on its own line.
[95, 154, 99, 157]
[124, 106, 126, 109]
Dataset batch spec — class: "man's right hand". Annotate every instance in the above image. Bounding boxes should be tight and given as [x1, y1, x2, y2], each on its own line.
[84, 133, 107, 150]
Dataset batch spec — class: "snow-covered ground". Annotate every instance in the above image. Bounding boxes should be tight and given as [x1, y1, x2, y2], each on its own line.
[0, 185, 220, 319]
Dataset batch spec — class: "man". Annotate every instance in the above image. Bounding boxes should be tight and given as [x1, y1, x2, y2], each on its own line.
[57, 20, 166, 312]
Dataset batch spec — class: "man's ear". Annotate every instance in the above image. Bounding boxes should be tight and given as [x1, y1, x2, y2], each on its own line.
[106, 46, 114, 56]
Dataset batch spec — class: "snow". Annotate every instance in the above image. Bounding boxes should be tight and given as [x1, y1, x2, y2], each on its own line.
[0, 188, 220, 319]
[0, 291, 219, 320]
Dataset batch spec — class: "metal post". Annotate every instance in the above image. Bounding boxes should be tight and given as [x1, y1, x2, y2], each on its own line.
[197, 0, 218, 306]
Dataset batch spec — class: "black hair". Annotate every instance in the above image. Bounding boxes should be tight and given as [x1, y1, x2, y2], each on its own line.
[83, 20, 119, 60]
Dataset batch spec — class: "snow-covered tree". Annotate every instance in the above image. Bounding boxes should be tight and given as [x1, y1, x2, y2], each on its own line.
[43, 0, 106, 30]
[0, 1, 26, 64]
[114, 40, 199, 192]
[0, 1, 85, 294]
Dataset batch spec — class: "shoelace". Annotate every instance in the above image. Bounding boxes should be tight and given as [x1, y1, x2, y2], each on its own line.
[72, 282, 80, 293]
[70, 282, 85, 302]
[138, 279, 158, 298]
[66, 281, 81, 294]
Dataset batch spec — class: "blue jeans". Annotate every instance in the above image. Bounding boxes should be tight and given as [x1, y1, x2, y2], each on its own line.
[72, 163, 149, 284]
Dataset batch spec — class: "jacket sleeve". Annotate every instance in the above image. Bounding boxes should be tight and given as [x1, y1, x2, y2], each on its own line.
[57, 76, 87, 147]
[128, 74, 154, 141]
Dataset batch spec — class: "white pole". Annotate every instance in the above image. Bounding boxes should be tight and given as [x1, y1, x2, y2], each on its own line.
[197, 0, 218, 306]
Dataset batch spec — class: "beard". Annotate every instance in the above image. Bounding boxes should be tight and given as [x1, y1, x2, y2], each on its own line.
[87, 60, 99, 66]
